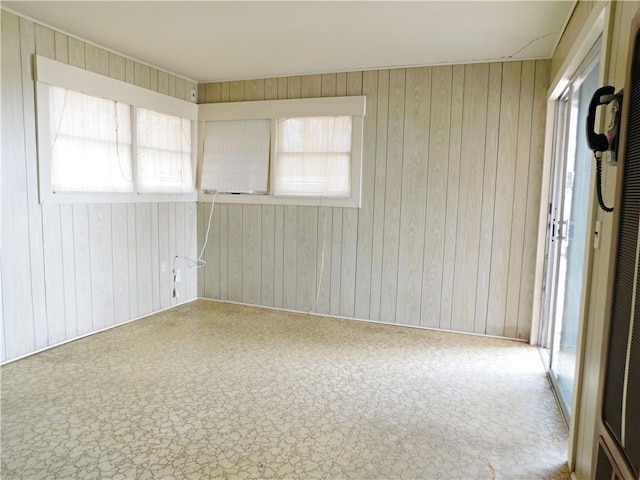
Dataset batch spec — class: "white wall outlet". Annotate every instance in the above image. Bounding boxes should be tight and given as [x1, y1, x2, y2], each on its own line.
[160, 261, 166, 273]
[175, 269, 182, 282]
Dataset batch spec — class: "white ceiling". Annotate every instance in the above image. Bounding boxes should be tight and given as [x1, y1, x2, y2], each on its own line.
[4, 1, 575, 83]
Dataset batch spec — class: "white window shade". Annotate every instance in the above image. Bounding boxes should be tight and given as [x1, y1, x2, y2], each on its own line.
[49, 86, 133, 193]
[201, 119, 270, 194]
[274, 116, 352, 197]
[136, 108, 194, 194]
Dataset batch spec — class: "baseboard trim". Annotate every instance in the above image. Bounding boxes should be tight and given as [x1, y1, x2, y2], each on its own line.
[0, 298, 198, 366]
[195, 297, 529, 343]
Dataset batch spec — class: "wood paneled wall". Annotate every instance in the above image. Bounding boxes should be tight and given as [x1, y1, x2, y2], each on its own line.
[0, 11, 198, 363]
[197, 60, 550, 340]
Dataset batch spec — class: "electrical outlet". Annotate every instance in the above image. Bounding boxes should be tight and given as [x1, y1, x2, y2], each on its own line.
[160, 261, 166, 273]
[175, 269, 182, 282]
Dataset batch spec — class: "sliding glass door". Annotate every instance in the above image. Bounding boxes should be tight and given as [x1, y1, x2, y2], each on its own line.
[541, 45, 600, 420]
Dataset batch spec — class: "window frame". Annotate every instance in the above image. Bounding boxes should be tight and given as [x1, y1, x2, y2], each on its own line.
[35, 55, 198, 204]
[197, 96, 366, 208]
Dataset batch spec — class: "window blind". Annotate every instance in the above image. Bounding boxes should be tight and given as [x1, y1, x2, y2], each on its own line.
[201, 119, 270, 194]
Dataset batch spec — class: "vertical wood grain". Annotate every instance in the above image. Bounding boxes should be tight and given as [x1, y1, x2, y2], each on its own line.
[283, 206, 298, 310]
[487, 61, 522, 336]
[185, 203, 198, 300]
[24, 19, 48, 348]
[261, 205, 275, 307]
[42, 205, 66, 344]
[73, 205, 93, 334]
[242, 205, 262, 305]
[380, 69, 406, 323]
[111, 204, 130, 323]
[174, 203, 186, 301]
[420, 65, 452, 328]
[396, 67, 431, 325]
[504, 61, 535, 339]
[150, 203, 160, 310]
[2, 12, 35, 358]
[127, 204, 139, 315]
[273, 205, 285, 308]
[439, 64, 464, 331]
[354, 70, 378, 320]
[340, 72, 362, 318]
[369, 69, 390, 321]
[451, 63, 489, 333]
[227, 204, 243, 302]
[474, 63, 502, 334]
[517, 60, 550, 340]
[136, 204, 153, 315]
[89, 204, 115, 329]
[60, 206, 78, 337]
[296, 207, 318, 312]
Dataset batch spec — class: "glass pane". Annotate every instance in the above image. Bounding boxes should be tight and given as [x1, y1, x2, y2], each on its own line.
[49, 86, 133, 193]
[550, 58, 600, 414]
[137, 108, 193, 193]
[274, 116, 352, 197]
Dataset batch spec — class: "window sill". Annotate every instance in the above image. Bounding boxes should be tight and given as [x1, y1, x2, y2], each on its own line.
[198, 192, 360, 208]
[39, 192, 197, 204]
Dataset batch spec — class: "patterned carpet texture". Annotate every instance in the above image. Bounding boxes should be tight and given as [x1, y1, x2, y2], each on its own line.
[1, 300, 569, 479]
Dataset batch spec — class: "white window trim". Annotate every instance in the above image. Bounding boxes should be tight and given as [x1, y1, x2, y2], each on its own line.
[197, 96, 366, 208]
[35, 55, 198, 204]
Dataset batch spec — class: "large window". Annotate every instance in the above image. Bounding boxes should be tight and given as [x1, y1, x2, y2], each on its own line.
[35, 55, 198, 203]
[198, 96, 366, 208]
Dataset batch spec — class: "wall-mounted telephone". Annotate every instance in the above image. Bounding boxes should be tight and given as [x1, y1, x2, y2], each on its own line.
[586, 86, 623, 212]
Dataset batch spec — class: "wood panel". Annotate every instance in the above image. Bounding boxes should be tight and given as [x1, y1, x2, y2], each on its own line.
[451, 63, 489, 333]
[89, 204, 115, 329]
[473, 63, 502, 334]
[487, 62, 522, 336]
[196, 59, 548, 340]
[369, 69, 390, 321]
[73, 205, 93, 334]
[396, 67, 431, 325]
[2, 11, 35, 359]
[439, 65, 464, 331]
[504, 61, 535, 339]
[354, 70, 378, 319]
[242, 205, 262, 305]
[227, 204, 243, 302]
[112, 204, 130, 322]
[379, 69, 406, 323]
[25, 20, 48, 348]
[296, 207, 317, 312]
[420, 65, 452, 328]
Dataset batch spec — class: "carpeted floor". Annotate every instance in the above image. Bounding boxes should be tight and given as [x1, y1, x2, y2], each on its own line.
[1, 300, 569, 479]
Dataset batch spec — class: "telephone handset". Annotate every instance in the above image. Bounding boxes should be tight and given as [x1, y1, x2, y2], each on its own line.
[586, 86, 623, 213]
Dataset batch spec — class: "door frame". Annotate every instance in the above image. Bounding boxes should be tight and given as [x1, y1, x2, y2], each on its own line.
[531, 2, 613, 472]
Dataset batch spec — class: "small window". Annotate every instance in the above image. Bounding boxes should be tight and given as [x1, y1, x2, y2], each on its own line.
[49, 86, 133, 193]
[273, 116, 352, 198]
[201, 119, 270, 194]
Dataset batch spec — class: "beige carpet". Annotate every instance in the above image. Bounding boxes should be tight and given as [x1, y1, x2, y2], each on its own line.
[1, 300, 569, 479]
